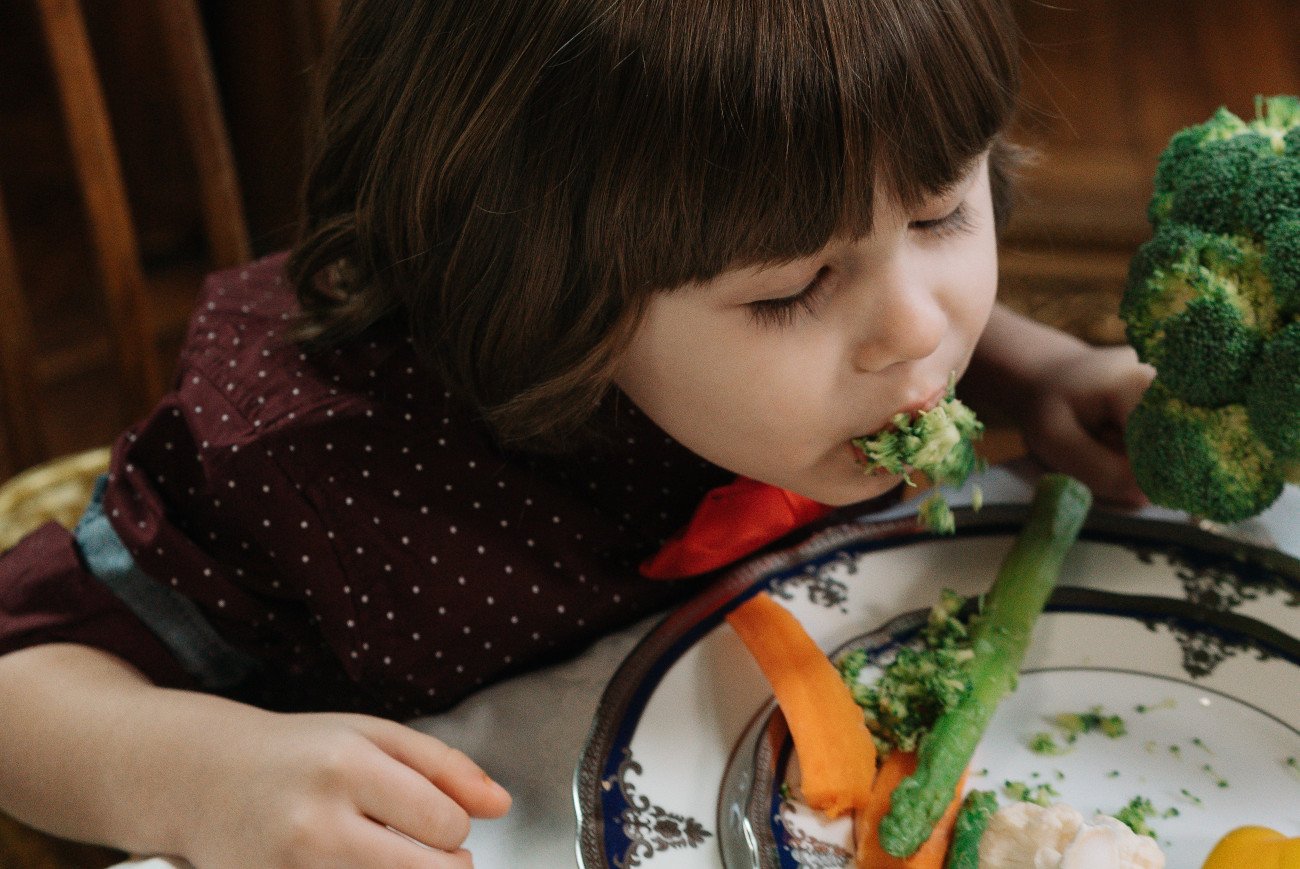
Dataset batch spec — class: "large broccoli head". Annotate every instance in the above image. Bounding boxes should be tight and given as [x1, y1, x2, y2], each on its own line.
[1121, 95, 1300, 522]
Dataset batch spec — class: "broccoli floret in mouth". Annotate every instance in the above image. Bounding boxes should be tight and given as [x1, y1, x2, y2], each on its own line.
[850, 380, 986, 533]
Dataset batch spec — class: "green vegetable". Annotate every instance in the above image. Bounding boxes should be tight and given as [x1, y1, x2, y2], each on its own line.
[1202, 763, 1230, 788]
[1121, 95, 1300, 521]
[1053, 706, 1127, 742]
[1002, 779, 1059, 806]
[1029, 731, 1067, 755]
[877, 474, 1093, 857]
[1113, 795, 1160, 838]
[946, 790, 998, 869]
[851, 377, 985, 534]
[1127, 382, 1285, 522]
[838, 590, 973, 753]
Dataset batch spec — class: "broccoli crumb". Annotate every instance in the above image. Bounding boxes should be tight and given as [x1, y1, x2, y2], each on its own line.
[1051, 706, 1127, 743]
[1162, 807, 1181, 819]
[1179, 787, 1204, 806]
[779, 782, 793, 802]
[1029, 731, 1070, 755]
[1107, 770, 1121, 779]
[917, 493, 957, 535]
[1202, 763, 1229, 788]
[1112, 796, 1160, 838]
[1003, 779, 1059, 807]
[1134, 697, 1176, 714]
[1191, 736, 1214, 755]
[839, 589, 974, 753]
[1286, 756, 1299, 779]
[1168, 744, 1182, 758]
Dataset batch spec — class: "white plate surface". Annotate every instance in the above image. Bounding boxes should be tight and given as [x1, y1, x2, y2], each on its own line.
[575, 507, 1300, 869]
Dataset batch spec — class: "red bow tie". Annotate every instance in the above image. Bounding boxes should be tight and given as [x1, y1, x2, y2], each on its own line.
[639, 476, 835, 579]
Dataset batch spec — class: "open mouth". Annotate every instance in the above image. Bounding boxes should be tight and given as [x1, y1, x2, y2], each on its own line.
[850, 385, 949, 445]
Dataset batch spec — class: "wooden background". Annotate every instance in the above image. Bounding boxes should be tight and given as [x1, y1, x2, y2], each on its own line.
[0, 0, 1297, 865]
[1, 1, 1299, 473]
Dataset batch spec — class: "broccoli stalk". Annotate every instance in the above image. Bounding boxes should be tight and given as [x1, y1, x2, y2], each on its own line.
[1121, 94, 1300, 521]
[946, 790, 999, 869]
[877, 474, 1092, 857]
[851, 376, 985, 534]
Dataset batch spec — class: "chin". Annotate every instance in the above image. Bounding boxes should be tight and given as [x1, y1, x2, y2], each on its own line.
[800, 469, 905, 508]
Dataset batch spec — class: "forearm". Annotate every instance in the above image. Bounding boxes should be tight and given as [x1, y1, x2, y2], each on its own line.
[0, 643, 257, 856]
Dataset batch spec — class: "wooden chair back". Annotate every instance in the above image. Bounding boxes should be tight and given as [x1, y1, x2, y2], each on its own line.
[0, 0, 251, 482]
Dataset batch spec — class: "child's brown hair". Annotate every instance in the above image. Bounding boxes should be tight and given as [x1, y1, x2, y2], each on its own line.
[288, 0, 1023, 450]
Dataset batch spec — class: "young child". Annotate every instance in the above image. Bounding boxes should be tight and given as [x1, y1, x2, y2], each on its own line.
[0, 0, 1153, 865]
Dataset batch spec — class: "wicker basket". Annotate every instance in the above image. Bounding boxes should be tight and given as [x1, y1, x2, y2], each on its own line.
[0, 447, 112, 553]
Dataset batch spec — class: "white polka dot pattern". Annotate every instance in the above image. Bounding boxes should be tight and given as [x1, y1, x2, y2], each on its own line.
[60, 252, 735, 716]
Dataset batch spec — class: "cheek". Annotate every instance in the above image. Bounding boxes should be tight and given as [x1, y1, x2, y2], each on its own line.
[617, 325, 838, 476]
[950, 229, 1000, 327]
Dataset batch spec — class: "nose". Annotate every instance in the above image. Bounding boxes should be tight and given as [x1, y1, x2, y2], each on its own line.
[850, 256, 947, 374]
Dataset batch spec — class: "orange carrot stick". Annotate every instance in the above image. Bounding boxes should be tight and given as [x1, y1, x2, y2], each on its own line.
[855, 752, 968, 869]
[725, 591, 877, 818]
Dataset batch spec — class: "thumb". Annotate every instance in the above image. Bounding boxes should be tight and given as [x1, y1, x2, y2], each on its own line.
[369, 721, 513, 818]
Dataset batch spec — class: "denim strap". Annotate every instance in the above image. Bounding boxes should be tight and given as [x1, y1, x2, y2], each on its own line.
[74, 475, 258, 690]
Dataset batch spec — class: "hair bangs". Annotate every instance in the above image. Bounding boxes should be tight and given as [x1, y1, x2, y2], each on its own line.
[290, 0, 1025, 448]
[583, 0, 1021, 293]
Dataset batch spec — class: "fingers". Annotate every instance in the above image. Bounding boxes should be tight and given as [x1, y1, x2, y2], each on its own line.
[1030, 410, 1147, 507]
[352, 755, 472, 851]
[334, 817, 475, 869]
[367, 722, 512, 819]
[1105, 354, 1157, 418]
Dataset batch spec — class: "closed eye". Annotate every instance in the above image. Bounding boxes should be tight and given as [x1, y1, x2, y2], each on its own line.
[747, 266, 830, 329]
[910, 202, 973, 238]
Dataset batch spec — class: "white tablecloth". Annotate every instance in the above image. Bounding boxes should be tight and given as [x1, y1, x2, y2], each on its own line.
[115, 462, 1300, 868]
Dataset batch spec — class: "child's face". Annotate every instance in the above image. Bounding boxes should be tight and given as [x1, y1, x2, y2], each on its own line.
[614, 154, 999, 506]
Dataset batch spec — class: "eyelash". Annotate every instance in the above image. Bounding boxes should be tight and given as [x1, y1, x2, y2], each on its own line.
[746, 203, 974, 329]
[909, 201, 974, 239]
[747, 266, 830, 329]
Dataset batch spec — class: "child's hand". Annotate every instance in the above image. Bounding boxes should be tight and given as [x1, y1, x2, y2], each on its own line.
[180, 708, 511, 868]
[966, 306, 1156, 507]
[1014, 342, 1154, 507]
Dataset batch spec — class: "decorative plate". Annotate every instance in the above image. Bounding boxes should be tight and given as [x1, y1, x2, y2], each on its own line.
[574, 506, 1300, 868]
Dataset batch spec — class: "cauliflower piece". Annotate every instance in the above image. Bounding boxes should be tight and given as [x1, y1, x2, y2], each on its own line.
[979, 801, 1165, 869]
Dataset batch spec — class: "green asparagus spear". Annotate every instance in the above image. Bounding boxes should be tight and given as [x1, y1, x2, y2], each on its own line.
[947, 790, 999, 869]
[878, 473, 1092, 857]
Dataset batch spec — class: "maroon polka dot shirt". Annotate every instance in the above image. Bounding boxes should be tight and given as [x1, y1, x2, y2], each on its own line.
[0, 254, 734, 717]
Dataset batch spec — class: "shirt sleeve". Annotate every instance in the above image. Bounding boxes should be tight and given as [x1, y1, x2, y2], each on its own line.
[1, 372, 359, 710]
[0, 521, 194, 688]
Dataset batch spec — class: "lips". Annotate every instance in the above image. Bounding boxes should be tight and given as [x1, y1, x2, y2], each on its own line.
[897, 385, 949, 419]
[851, 383, 949, 443]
